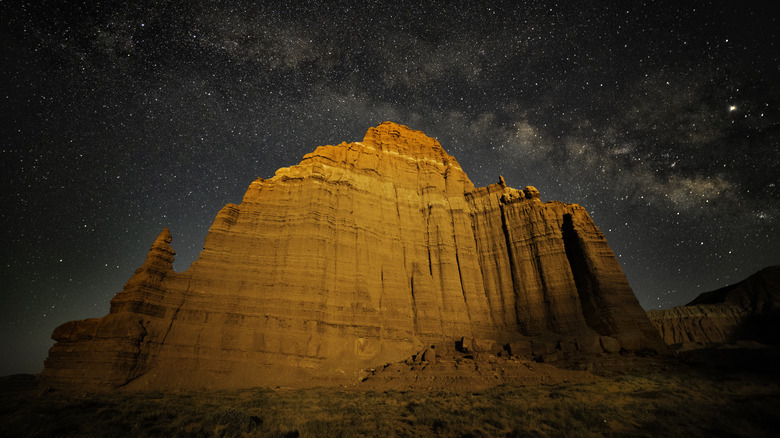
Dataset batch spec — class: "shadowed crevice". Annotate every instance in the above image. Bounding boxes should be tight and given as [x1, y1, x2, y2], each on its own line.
[562, 214, 611, 336]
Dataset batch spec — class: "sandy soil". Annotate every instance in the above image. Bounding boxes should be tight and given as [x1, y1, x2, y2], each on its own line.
[2, 346, 779, 437]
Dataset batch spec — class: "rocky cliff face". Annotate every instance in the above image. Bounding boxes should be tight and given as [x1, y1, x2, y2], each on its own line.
[647, 266, 780, 345]
[41, 122, 664, 390]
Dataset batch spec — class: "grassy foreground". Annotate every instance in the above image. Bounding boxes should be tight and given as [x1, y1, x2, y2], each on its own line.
[2, 351, 779, 437]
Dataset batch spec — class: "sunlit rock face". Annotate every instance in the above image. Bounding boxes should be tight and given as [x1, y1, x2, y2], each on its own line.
[648, 266, 780, 346]
[41, 122, 664, 390]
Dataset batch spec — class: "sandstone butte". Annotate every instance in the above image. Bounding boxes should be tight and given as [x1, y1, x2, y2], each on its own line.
[41, 122, 665, 391]
[647, 266, 780, 346]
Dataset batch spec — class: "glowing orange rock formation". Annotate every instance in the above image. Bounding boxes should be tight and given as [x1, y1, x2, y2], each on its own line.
[42, 122, 664, 390]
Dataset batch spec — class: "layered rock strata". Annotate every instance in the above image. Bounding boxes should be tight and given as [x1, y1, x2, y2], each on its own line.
[647, 266, 780, 345]
[42, 122, 664, 390]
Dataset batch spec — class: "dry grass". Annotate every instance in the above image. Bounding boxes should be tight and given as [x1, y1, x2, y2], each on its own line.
[2, 350, 779, 437]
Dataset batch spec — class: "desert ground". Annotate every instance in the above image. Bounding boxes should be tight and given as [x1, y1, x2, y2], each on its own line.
[2, 346, 779, 437]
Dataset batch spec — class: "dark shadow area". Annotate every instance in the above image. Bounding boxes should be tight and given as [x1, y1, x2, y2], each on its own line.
[733, 310, 780, 346]
[561, 214, 611, 335]
[677, 345, 780, 379]
[0, 374, 37, 395]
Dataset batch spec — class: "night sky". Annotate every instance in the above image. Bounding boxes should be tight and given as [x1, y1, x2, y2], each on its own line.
[2, 1, 778, 375]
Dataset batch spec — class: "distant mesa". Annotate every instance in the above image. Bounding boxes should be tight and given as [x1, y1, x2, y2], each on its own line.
[41, 122, 665, 391]
[647, 266, 780, 348]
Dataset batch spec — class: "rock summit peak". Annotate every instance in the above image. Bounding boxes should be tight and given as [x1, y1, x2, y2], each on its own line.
[360, 121, 456, 164]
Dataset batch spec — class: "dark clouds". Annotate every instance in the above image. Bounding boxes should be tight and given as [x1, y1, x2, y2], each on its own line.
[2, 1, 778, 374]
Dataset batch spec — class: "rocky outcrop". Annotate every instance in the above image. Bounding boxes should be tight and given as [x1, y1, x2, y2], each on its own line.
[647, 266, 780, 346]
[646, 305, 748, 345]
[41, 122, 664, 391]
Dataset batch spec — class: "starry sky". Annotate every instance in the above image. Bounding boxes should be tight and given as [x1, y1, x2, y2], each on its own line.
[2, 1, 778, 375]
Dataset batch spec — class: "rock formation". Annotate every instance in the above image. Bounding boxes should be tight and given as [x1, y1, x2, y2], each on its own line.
[41, 122, 664, 391]
[647, 266, 780, 346]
